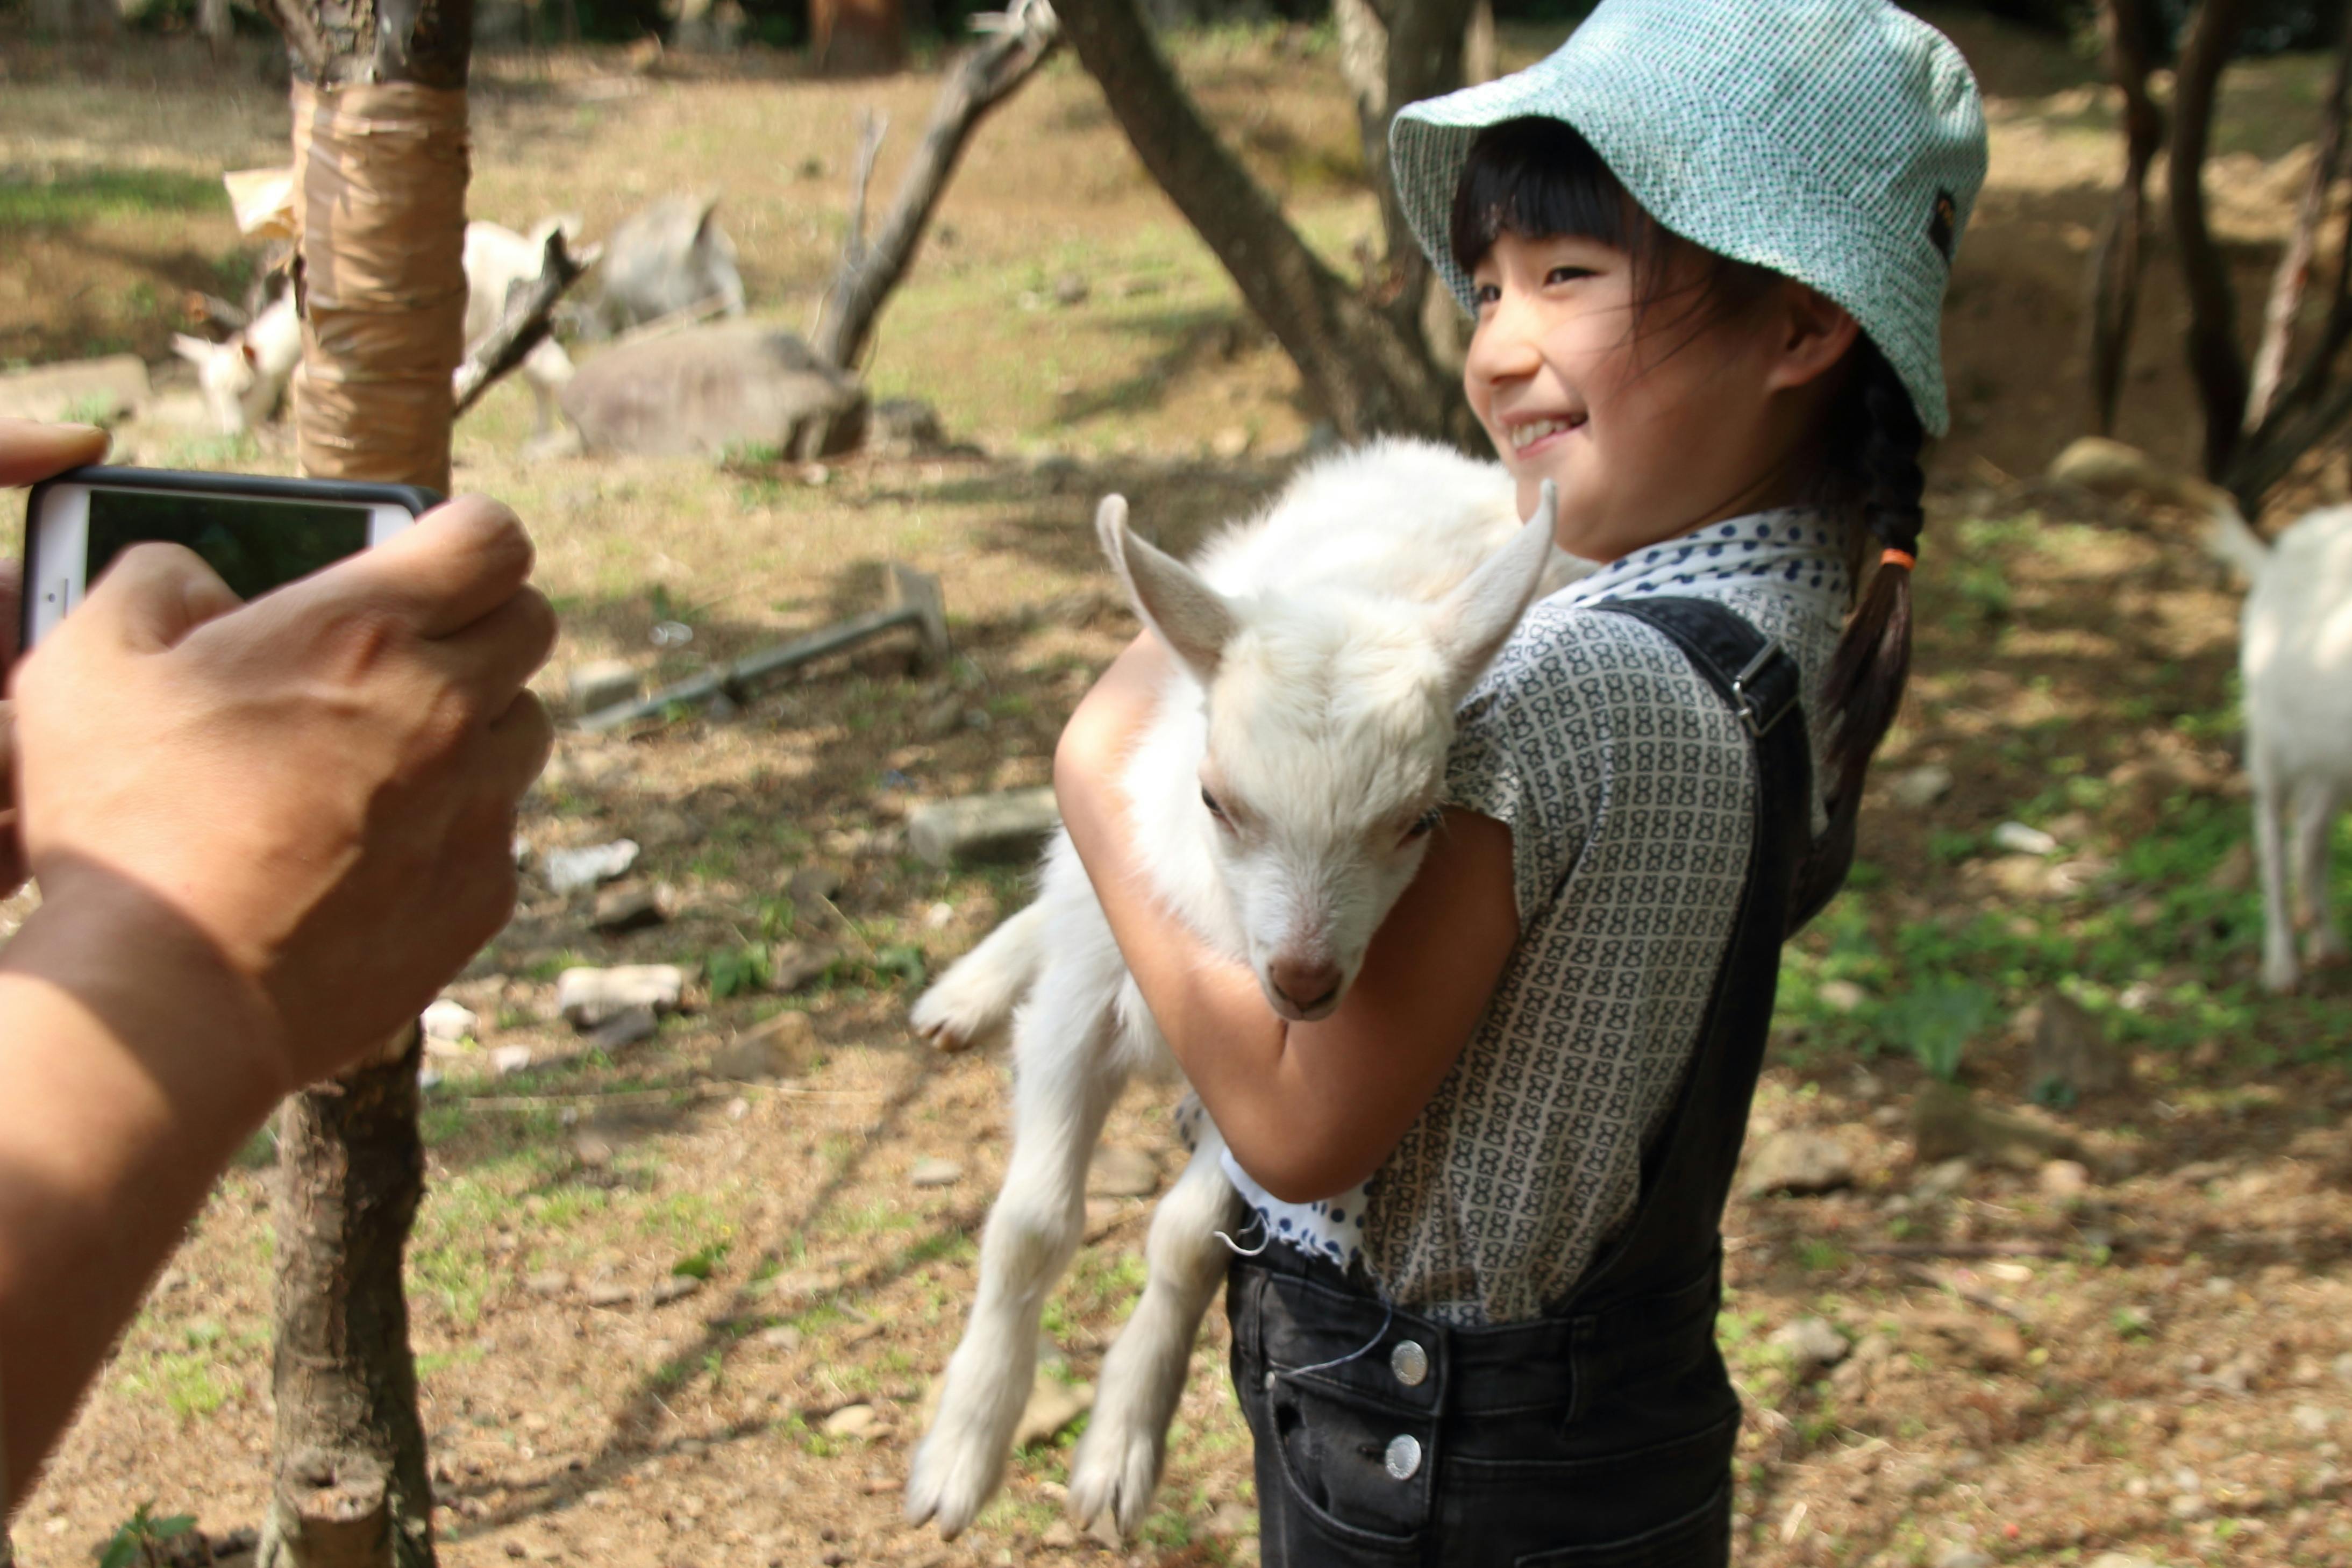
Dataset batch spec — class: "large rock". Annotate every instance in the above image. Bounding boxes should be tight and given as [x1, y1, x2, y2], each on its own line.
[557, 964, 685, 1027]
[907, 787, 1061, 867]
[1743, 1131, 1855, 1196]
[0, 354, 148, 423]
[561, 324, 866, 460]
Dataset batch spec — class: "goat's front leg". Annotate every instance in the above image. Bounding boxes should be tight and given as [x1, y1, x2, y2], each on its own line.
[2293, 781, 2347, 968]
[906, 958, 1129, 1539]
[1067, 1106, 1245, 1539]
[2253, 753, 2301, 994]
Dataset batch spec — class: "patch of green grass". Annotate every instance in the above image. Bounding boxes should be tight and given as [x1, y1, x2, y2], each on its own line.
[0, 168, 226, 228]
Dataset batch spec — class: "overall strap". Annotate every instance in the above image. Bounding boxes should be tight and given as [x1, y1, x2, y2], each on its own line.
[1557, 596, 1815, 1315]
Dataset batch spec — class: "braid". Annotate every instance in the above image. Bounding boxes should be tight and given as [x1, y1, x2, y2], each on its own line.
[1820, 345, 1924, 820]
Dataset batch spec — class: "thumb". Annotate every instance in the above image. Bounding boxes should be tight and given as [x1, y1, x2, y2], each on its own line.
[80, 543, 245, 651]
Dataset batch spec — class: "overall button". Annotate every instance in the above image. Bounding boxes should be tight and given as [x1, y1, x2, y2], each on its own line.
[1388, 1339, 1429, 1387]
[1384, 1434, 1422, 1481]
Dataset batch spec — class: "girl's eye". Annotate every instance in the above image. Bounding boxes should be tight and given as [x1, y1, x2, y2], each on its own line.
[1403, 807, 1443, 842]
[1202, 786, 1231, 824]
[1471, 282, 1501, 309]
[1544, 265, 1596, 287]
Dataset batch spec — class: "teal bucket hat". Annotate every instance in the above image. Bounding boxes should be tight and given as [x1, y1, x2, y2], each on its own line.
[1391, 0, 1987, 437]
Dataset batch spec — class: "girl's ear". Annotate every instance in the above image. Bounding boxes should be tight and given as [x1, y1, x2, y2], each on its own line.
[1762, 283, 1862, 395]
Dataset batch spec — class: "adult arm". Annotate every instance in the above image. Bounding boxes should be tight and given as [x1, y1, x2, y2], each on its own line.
[1053, 633, 1521, 1203]
[0, 419, 555, 1506]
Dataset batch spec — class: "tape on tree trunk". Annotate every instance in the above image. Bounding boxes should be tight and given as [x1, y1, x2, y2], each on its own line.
[289, 81, 470, 494]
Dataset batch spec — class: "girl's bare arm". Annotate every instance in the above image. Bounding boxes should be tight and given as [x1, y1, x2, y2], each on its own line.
[1053, 633, 1520, 1202]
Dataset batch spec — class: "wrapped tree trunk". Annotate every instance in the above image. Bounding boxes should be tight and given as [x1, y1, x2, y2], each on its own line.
[253, 3, 473, 1565]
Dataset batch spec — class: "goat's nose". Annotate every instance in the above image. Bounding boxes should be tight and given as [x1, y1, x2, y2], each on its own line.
[1267, 957, 1343, 1014]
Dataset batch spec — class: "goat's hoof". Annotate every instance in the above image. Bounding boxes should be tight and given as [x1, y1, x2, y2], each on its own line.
[1067, 1420, 1163, 1541]
[903, 1430, 998, 1540]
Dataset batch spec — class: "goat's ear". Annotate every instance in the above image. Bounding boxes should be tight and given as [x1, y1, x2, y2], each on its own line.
[1097, 494, 1234, 683]
[1437, 480, 1556, 704]
[172, 333, 214, 365]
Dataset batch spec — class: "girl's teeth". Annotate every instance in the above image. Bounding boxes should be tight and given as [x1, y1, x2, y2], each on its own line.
[1512, 417, 1570, 451]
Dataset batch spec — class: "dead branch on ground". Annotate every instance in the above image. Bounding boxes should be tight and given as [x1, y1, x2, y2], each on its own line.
[451, 227, 595, 419]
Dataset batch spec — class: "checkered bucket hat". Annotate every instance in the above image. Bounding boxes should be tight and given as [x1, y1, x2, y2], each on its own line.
[1391, 0, 1987, 436]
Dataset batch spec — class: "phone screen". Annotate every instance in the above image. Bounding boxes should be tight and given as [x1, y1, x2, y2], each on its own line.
[86, 486, 372, 602]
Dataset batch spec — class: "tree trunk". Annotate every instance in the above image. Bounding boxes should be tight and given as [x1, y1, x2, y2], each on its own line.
[1054, 0, 1472, 446]
[812, 0, 906, 75]
[2169, 0, 2254, 479]
[254, 1, 473, 1564]
[2087, 0, 2166, 436]
[2246, 4, 2352, 431]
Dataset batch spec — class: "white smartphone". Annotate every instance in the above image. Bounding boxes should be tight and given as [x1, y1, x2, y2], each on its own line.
[21, 466, 438, 648]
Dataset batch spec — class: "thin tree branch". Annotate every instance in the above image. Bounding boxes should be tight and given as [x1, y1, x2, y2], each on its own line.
[2245, 3, 2352, 430]
[842, 108, 889, 274]
[451, 228, 595, 418]
[259, 0, 333, 77]
[809, 0, 1058, 371]
[2087, 0, 2167, 436]
[2169, 0, 2255, 478]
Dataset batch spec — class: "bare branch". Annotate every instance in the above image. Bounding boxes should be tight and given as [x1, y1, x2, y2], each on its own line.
[2086, 0, 2166, 436]
[2169, 0, 2256, 479]
[259, 0, 333, 78]
[451, 229, 595, 418]
[810, 0, 1059, 370]
[2246, 5, 2352, 430]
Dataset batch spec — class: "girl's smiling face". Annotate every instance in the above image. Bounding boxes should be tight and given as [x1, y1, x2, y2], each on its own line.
[1463, 229, 1861, 564]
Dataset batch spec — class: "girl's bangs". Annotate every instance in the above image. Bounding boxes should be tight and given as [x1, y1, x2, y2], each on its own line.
[1448, 118, 1641, 279]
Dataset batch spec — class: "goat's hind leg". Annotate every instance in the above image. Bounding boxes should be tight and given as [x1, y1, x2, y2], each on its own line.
[2293, 781, 2347, 968]
[906, 956, 1128, 1538]
[910, 900, 1051, 1053]
[2254, 752, 2302, 994]
[1067, 1110, 1245, 1538]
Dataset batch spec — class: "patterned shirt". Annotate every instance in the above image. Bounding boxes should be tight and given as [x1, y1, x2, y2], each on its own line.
[1221, 508, 1851, 1324]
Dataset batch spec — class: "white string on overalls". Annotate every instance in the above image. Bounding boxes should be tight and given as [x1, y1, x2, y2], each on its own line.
[1214, 1214, 1269, 1257]
[1280, 1299, 1398, 1380]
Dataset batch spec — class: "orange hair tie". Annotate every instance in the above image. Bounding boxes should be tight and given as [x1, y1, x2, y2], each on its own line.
[1880, 547, 1917, 571]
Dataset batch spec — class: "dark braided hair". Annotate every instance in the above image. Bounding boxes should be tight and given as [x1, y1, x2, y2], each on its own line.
[1450, 118, 1932, 915]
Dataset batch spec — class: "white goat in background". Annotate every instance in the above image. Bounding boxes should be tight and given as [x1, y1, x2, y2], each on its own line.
[2052, 438, 2352, 993]
[903, 440, 1584, 1540]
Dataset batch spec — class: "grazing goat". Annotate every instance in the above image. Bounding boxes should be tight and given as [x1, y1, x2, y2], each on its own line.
[903, 439, 1586, 1540]
[173, 289, 300, 436]
[172, 218, 579, 439]
[2051, 438, 2352, 993]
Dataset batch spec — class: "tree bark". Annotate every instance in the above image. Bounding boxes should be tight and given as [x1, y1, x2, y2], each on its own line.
[1054, 0, 1471, 445]
[2087, 0, 2166, 436]
[2168, 0, 2253, 479]
[811, 0, 1061, 372]
[2245, 2, 2352, 432]
[813, 0, 906, 75]
[255, 2, 473, 1565]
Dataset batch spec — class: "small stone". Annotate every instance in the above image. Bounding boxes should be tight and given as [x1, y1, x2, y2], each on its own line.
[491, 1045, 535, 1077]
[2294, 1403, 2333, 1434]
[587, 1280, 635, 1308]
[766, 940, 841, 994]
[1743, 1131, 1855, 1196]
[1992, 821, 2059, 857]
[714, 1011, 815, 1081]
[909, 1158, 964, 1189]
[558, 964, 686, 1027]
[588, 1004, 659, 1052]
[1770, 1316, 1852, 1377]
[1210, 425, 1252, 460]
[1088, 1144, 1160, 1199]
[573, 1132, 615, 1168]
[760, 1324, 803, 1352]
[422, 998, 479, 1043]
[925, 901, 955, 929]
[2039, 1158, 2092, 1198]
[822, 1403, 880, 1438]
[2169, 1492, 2213, 1521]
[651, 1275, 703, 1306]
[546, 838, 642, 894]
[1039, 1520, 1077, 1550]
[526, 1270, 571, 1296]
[1817, 979, 1867, 1014]
[1890, 764, 1954, 810]
[1051, 272, 1090, 306]
[1013, 1375, 1093, 1448]
[567, 659, 643, 713]
[591, 881, 672, 932]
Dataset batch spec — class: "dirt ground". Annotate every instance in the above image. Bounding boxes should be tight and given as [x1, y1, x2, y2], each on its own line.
[6, 9, 2352, 1567]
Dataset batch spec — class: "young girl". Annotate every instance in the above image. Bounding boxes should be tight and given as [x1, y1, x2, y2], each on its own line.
[1052, 1, 1986, 1559]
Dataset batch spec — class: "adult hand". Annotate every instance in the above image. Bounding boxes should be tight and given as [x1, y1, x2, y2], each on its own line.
[11, 489, 557, 1094]
[0, 419, 113, 893]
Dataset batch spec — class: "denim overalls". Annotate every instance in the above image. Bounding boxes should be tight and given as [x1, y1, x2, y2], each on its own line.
[1227, 597, 1833, 1567]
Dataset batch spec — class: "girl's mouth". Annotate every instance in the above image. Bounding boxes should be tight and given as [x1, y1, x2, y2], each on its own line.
[1505, 412, 1587, 457]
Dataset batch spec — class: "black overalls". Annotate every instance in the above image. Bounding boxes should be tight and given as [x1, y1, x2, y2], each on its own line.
[1226, 598, 1836, 1567]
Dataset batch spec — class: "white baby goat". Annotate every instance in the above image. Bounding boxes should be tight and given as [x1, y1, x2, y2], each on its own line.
[903, 439, 1581, 1540]
[461, 217, 581, 437]
[2051, 437, 2352, 993]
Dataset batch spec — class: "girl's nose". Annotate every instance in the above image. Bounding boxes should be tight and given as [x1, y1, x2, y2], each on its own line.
[1464, 289, 1545, 389]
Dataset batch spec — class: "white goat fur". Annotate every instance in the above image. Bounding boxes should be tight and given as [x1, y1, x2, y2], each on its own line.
[2050, 437, 2352, 993]
[171, 218, 578, 438]
[903, 439, 1587, 1540]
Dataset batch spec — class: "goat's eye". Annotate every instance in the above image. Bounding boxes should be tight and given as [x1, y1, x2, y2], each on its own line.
[1403, 807, 1443, 842]
[1201, 786, 1230, 824]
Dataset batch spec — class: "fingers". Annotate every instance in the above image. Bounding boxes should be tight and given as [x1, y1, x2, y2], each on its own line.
[77, 544, 245, 652]
[312, 495, 536, 641]
[0, 420, 108, 488]
[477, 689, 555, 800]
[423, 586, 558, 714]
